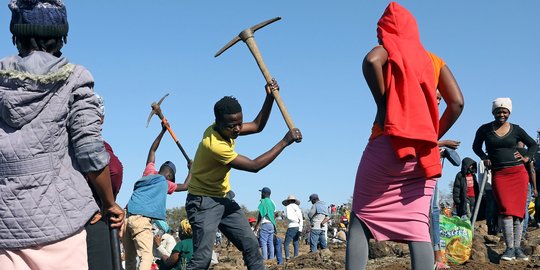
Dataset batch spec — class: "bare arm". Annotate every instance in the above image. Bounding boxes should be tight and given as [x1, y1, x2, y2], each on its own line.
[87, 166, 124, 228]
[146, 125, 167, 165]
[362, 46, 388, 128]
[163, 251, 181, 268]
[438, 140, 460, 150]
[239, 80, 277, 135]
[437, 66, 464, 139]
[229, 128, 301, 173]
[174, 172, 191, 192]
[528, 162, 537, 197]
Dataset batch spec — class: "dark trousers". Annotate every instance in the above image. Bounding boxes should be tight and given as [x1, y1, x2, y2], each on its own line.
[86, 218, 113, 270]
[186, 193, 264, 270]
[485, 190, 499, 235]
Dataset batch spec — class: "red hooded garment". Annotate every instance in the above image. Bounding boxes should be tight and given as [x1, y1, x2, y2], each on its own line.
[377, 2, 441, 178]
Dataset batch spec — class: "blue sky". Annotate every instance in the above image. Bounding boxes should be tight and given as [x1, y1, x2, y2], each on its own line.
[1, 1, 538, 211]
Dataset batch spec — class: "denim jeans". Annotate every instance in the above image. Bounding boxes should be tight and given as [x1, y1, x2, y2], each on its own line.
[274, 236, 283, 264]
[309, 229, 327, 252]
[523, 183, 532, 234]
[185, 193, 264, 270]
[259, 223, 275, 260]
[430, 181, 441, 250]
[284, 227, 300, 258]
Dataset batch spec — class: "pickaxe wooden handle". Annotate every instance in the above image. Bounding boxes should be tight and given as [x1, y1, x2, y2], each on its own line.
[215, 17, 299, 140]
[147, 94, 191, 163]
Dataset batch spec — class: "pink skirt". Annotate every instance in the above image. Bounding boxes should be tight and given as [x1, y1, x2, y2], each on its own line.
[0, 229, 88, 270]
[352, 135, 436, 242]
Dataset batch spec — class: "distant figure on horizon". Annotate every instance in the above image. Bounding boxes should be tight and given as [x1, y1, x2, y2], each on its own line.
[346, 2, 464, 270]
[254, 187, 277, 261]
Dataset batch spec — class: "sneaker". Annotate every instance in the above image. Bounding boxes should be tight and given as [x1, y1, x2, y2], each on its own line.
[515, 248, 529, 261]
[501, 248, 515, 261]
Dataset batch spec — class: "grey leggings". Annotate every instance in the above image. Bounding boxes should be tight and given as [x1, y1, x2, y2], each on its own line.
[346, 211, 434, 270]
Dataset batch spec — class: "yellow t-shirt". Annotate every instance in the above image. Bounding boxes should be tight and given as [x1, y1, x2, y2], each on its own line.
[188, 124, 239, 197]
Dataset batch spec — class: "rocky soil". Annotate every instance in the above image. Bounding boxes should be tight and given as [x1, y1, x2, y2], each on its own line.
[210, 220, 540, 269]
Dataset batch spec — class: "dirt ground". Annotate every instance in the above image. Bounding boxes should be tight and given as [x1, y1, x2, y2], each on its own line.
[210, 220, 540, 269]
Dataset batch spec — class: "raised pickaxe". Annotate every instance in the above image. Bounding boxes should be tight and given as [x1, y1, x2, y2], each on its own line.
[146, 94, 191, 163]
[215, 17, 300, 142]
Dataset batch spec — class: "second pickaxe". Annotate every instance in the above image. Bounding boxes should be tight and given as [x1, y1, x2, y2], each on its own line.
[215, 17, 300, 142]
[146, 94, 191, 163]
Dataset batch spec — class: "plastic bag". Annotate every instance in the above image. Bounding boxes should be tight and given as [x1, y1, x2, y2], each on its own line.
[439, 215, 472, 265]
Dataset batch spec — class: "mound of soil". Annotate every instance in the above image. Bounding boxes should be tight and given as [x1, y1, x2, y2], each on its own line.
[211, 220, 540, 269]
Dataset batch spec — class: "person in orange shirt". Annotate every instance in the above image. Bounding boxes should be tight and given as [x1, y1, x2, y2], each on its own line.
[346, 3, 464, 270]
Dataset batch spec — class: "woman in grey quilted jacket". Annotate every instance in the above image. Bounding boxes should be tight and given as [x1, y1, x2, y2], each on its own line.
[0, 1, 124, 269]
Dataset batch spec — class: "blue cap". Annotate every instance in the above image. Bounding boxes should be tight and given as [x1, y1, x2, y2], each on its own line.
[161, 161, 176, 180]
[259, 187, 271, 194]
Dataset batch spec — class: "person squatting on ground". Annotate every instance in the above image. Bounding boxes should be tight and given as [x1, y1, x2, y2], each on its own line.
[282, 195, 303, 260]
[0, 1, 125, 269]
[345, 2, 464, 270]
[308, 194, 329, 252]
[452, 158, 479, 219]
[157, 219, 193, 270]
[86, 94, 125, 270]
[123, 125, 191, 270]
[473, 97, 538, 261]
[153, 220, 177, 263]
[254, 187, 277, 260]
[185, 80, 302, 270]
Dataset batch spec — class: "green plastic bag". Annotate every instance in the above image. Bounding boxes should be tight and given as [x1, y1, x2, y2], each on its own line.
[439, 215, 472, 265]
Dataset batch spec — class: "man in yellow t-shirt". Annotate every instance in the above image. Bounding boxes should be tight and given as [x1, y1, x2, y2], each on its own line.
[185, 80, 302, 270]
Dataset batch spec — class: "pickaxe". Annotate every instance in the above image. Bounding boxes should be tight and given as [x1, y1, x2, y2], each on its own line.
[146, 94, 191, 163]
[215, 17, 300, 142]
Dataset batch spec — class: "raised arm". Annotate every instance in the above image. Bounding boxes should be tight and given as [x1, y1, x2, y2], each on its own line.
[228, 128, 302, 172]
[437, 66, 464, 139]
[239, 79, 277, 135]
[362, 46, 389, 128]
[146, 124, 167, 165]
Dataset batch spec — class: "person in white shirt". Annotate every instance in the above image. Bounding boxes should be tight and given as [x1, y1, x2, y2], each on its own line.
[282, 195, 303, 259]
[153, 220, 177, 260]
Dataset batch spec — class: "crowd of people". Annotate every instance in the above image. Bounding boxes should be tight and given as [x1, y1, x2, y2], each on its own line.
[0, 1, 538, 270]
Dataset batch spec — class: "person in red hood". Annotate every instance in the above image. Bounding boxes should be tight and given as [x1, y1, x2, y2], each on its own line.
[346, 2, 464, 270]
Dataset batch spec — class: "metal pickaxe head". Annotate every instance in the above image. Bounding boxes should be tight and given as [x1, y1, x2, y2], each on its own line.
[146, 93, 169, 128]
[214, 17, 281, 58]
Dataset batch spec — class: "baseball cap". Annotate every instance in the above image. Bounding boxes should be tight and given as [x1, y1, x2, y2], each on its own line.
[259, 187, 271, 194]
[161, 161, 176, 180]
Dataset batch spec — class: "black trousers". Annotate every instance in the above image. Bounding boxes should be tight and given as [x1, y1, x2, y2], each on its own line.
[86, 219, 114, 270]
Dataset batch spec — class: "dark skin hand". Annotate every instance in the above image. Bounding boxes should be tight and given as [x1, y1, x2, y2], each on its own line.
[215, 79, 302, 173]
[228, 127, 302, 173]
[438, 140, 460, 150]
[362, 46, 464, 139]
[87, 166, 125, 228]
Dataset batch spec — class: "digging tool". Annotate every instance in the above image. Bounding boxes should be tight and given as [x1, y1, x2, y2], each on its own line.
[109, 224, 122, 270]
[215, 17, 300, 141]
[146, 94, 191, 163]
[471, 169, 490, 231]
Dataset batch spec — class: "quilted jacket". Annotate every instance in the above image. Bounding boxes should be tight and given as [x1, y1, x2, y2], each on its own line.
[0, 51, 109, 249]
